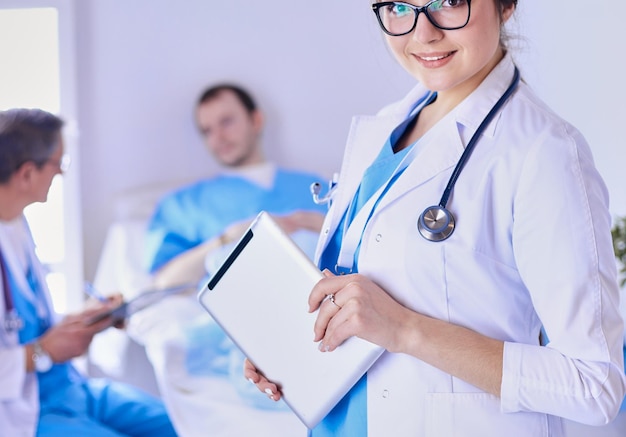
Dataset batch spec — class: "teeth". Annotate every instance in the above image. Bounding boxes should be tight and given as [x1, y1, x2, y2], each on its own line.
[422, 55, 446, 61]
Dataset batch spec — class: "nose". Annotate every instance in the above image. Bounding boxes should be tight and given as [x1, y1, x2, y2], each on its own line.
[210, 126, 227, 145]
[411, 11, 443, 43]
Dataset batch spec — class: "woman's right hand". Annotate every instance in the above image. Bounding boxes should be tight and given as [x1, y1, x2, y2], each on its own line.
[243, 358, 282, 402]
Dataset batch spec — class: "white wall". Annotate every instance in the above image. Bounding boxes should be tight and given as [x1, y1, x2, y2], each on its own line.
[75, 1, 626, 280]
[514, 2, 626, 218]
[75, 0, 414, 279]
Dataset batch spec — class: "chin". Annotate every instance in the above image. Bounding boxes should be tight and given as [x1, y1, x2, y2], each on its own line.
[221, 155, 248, 167]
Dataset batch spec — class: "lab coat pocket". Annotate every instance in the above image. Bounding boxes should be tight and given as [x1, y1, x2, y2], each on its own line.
[424, 392, 554, 437]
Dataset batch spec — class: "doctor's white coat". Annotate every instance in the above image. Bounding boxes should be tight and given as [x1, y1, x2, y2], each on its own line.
[314, 55, 626, 436]
[0, 218, 53, 437]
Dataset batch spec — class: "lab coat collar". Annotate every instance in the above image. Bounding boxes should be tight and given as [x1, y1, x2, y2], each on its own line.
[316, 55, 519, 259]
[454, 52, 517, 139]
[382, 52, 517, 138]
[374, 54, 519, 214]
[0, 217, 53, 322]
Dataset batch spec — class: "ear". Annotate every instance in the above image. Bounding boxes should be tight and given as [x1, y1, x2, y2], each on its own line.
[251, 110, 264, 134]
[13, 161, 37, 189]
[501, 2, 516, 23]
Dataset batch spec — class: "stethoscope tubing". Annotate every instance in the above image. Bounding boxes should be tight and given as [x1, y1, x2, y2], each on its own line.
[438, 67, 521, 208]
[1, 246, 23, 333]
[313, 67, 522, 251]
[418, 67, 521, 242]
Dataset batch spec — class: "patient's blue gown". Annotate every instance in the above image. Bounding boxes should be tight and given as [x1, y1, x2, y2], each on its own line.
[145, 168, 325, 273]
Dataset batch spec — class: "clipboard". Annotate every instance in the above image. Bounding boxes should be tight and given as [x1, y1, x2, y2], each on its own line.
[197, 211, 384, 429]
[86, 283, 196, 325]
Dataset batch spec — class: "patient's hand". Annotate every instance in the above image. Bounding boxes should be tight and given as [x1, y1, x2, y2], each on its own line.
[273, 211, 325, 234]
[220, 211, 324, 246]
[243, 358, 282, 402]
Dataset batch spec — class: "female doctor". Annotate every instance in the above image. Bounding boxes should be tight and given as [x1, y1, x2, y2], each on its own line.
[246, 0, 626, 435]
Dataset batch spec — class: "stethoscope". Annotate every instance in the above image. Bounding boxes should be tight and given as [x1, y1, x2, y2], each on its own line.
[312, 67, 521, 247]
[310, 173, 339, 206]
[418, 67, 520, 241]
[1, 247, 24, 333]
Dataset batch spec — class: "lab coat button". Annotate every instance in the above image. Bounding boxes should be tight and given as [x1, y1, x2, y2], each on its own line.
[382, 389, 389, 398]
[375, 233, 382, 242]
[324, 228, 329, 235]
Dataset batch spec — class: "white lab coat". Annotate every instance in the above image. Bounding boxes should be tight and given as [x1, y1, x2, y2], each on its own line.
[0, 217, 53, 437]
[314, 55, 626, 436]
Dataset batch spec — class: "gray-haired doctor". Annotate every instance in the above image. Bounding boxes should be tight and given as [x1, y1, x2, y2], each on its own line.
[0, 108, 177, 437]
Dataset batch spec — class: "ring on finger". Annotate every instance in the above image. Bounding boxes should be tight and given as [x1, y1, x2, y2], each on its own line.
[329, 293, 341, 309]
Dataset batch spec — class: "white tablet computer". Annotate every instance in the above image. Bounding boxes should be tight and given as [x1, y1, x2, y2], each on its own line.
[197, 211, 384, 429]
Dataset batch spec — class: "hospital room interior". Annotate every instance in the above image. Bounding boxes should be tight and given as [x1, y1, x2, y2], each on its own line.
[1, 0, 625, 436]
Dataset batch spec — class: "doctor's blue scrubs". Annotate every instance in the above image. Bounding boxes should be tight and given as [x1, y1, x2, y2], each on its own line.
[6, 247, 177, 437]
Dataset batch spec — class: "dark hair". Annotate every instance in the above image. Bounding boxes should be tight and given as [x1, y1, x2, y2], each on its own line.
[196, 84, 258, 115]
[498, 0, 519, 49]
[0, 108, 64, 184]
[499, 0, 518, 11]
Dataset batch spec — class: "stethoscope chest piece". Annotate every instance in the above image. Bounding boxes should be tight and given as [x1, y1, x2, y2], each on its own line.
[418, 205, 455, 242]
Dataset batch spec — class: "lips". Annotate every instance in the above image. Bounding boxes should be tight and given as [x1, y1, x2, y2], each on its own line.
[417, 51, 454, 62]
[412, 50, 456, 68]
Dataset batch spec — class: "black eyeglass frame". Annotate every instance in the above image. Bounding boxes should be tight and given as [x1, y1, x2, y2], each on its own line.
[371, 0, 472, 36]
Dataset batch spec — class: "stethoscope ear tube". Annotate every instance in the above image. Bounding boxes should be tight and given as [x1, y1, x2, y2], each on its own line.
[310, 173, 339, 206]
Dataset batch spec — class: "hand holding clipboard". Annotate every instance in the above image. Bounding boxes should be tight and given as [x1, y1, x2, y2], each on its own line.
[85, 283, 196, 326]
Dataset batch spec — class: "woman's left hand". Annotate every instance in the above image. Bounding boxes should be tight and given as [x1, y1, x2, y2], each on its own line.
[309, 270, 414, 354]
[244, 358, 283, 402]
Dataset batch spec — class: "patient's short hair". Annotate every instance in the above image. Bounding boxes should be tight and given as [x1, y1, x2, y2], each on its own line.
[0, 108, 64, 184]
[196, 84, 257, 115]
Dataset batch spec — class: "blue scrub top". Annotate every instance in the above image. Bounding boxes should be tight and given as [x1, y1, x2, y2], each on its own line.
[7, 259, 177, 436]
[313, 119, 417, 436]
[145, 168, 326, 273]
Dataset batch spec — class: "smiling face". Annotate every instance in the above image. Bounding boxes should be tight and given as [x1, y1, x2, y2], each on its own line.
[195, 90, 265, 168]
[382, 0, 514, 103]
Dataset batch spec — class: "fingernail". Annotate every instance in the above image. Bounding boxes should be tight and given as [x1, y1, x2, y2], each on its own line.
[248, 378, 255, 384]
[264, 388, 273, 396]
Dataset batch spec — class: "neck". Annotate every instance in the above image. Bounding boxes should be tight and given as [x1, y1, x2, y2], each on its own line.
[0, 188, 26, 221]
[243, 145, 266, 167]
[224, 160, 274, 175]
[433, 49, 506, 118]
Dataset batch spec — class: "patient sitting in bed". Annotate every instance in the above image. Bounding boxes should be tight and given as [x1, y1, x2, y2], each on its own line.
[127, 83, 325, 436]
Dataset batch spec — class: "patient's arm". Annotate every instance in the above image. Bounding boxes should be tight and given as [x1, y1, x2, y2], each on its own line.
[272, 211, 324, 234]
[152, 218, 253, 289]
[152, 238, 221, 289]
[152, 211, 324, 290]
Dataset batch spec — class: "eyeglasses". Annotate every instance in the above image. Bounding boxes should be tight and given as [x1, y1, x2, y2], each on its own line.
[372, 0, 472, 36]
[45, 154, 71, 173]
